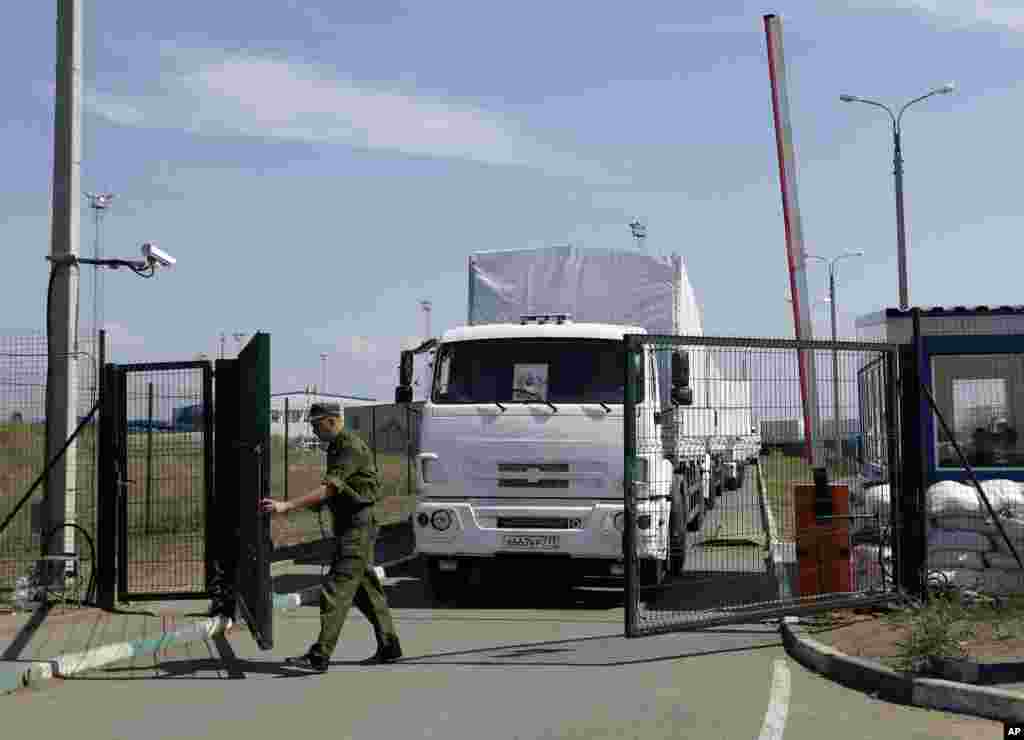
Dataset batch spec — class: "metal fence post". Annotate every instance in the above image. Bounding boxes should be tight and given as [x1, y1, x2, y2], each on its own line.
[144, 382, 154, 535]
[371, 405, 377, 468]
[283, 397, 289, 502]
[884, 348, 902, 595]
[623, 336, 639, 638]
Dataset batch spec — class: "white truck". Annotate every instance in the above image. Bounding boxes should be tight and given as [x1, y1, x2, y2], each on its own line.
[395, 246, 758, 601]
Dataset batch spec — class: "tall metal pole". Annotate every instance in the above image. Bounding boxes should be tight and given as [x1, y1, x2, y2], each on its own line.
[764, 14, 825, 481]
[320, 353, 328, 394]
[893, 127, 908, 310]
[46, 0, 83, 577]
[829, 267, 840, 466]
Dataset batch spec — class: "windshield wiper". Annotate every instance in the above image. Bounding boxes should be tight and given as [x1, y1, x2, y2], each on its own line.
[597, 402, 611, 412]
[493, 399, 507, 412]
[512, 387, 558, 413]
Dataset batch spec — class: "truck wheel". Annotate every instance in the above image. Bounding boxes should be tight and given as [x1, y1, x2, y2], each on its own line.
[423, 558, 464, 606]
[737, 464, 746, 488]
[638, 558, 666, 588]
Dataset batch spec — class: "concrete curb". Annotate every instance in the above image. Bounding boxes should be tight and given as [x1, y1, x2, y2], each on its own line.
[781, 618, 1024, 723]
[3, 553, 420, 694]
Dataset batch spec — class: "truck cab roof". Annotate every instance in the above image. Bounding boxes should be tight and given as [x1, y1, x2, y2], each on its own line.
[442, 322, 648, 343]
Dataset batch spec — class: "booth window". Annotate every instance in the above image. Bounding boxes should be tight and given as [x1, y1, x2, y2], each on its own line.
[931, 353, 1024, 469]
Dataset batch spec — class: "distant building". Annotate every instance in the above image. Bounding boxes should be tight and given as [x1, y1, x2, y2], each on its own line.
[270, 390, 378, 446]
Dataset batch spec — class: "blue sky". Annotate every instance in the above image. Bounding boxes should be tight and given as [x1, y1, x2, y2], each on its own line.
[2, 1, 1022, 402]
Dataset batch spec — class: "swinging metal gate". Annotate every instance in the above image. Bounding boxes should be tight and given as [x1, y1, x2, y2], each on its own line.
[624, 334, 903, 637]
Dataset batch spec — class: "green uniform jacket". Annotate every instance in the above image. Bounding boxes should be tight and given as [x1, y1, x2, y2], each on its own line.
[322, 428, 381, 523]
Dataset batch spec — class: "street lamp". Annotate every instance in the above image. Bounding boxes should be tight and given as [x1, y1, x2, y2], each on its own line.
[840, 83, 955, 310]
[805, 250, 865, 464]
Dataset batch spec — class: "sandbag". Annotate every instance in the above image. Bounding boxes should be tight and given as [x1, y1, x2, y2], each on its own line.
[931, 514, 996, 534]
[927, 481, 980, 515]
[991, 516, 1024, 555]
[979, 479, 1024, 518]
[986, 552, 1024, 570]
[927, 568, 986, 591]
[928, 550, 986, 570]
[928, 529, 993, 552]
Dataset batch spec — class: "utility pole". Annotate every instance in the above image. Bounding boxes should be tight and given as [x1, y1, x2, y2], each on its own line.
[46, 0, 83, 577]
[84, 191, 114, 337]
[219, 332, 226, 360]
[320, 353, 328, 394]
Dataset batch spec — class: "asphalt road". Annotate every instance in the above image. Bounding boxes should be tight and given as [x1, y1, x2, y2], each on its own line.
[2, 476, 1005, 738]
[3, 562, 1003, 739]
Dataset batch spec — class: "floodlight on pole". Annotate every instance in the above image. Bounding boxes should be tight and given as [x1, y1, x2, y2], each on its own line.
[628, 219, 646, 250]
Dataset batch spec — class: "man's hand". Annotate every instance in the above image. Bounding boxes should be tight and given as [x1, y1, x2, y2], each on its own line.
[260, 498, 291, 516]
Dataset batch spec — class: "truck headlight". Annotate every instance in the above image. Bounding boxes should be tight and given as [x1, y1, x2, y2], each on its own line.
[613, 511, 625, 533]
[430, 509, 453, 531]
[636, 514, 652, 530]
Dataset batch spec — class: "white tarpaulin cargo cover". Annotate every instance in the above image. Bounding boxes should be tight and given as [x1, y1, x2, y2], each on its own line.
[467, 247, 754, 438]
[467, 246, 704, 335]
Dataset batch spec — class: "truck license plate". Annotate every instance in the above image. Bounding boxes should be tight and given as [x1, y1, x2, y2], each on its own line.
[502, 534, 561, 551]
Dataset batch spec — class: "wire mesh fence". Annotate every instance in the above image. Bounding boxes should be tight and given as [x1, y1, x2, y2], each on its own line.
[624, 335, 900, 636]
[116, 362, 212, 599]
[267, 396, 420, 551]
[0, 331, 100, 606]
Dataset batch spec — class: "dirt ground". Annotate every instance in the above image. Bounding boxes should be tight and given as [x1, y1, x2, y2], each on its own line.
[807, 606, 1024, 666]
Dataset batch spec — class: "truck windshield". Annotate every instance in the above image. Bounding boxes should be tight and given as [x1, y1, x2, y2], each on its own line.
[432, 339, 626, 405]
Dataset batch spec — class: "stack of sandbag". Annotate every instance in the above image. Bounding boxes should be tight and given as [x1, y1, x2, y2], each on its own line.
[927, 479, 1024, 594]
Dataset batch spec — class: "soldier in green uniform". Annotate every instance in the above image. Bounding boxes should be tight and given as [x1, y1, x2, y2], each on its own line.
[260, 402, 402, 671]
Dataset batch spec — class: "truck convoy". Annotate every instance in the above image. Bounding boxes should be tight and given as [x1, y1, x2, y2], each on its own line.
[395, 246, 760, 601]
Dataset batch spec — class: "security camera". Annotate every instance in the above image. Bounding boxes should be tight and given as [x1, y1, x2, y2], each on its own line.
[141, 243, 176, 268]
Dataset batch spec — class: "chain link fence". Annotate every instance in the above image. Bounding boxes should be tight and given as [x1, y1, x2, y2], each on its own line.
[0, 331, 100, 605]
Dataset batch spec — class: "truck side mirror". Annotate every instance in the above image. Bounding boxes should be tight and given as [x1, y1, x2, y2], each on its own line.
[396, 350, 414, 404]
[671, 351, 689, 388]
[399, 350, 414, 387]
[671, 351, 692, 406]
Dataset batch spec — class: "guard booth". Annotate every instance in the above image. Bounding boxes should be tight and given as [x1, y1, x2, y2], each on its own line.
[856, 306, 1024, 596]
[97, 332, 274, 649]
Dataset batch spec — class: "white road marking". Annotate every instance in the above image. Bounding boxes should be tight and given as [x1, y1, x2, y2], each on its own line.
[757, 659, 792, 740]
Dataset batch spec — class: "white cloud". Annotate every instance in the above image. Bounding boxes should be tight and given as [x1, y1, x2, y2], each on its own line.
[843, 0, 1024, 31]
[86, 50, 620, 182]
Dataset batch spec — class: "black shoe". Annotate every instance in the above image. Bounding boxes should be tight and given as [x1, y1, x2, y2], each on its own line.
[285, 651, 329, 672]
[360, 639, 403, 665]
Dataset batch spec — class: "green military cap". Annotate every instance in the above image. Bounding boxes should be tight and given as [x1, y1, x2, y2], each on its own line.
[308, 401, 342, 421]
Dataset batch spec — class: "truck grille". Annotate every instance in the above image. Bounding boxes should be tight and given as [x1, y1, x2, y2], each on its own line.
[497, 479, 570, 489]
[497, 463, 571, 473]
[496, 517, 582, 529]
[497, 462, 571, 489]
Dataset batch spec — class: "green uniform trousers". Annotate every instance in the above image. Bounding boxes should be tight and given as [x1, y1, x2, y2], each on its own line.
[312, 507, 398, 659]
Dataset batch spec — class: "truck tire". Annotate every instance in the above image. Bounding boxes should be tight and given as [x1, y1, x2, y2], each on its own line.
[638, 558, 666, 588]
[737, 463, 746, 488]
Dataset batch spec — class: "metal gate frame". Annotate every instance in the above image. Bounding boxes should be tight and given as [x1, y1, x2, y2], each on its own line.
[624, 333, 904, 637]
[97, 360, 215, 604]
